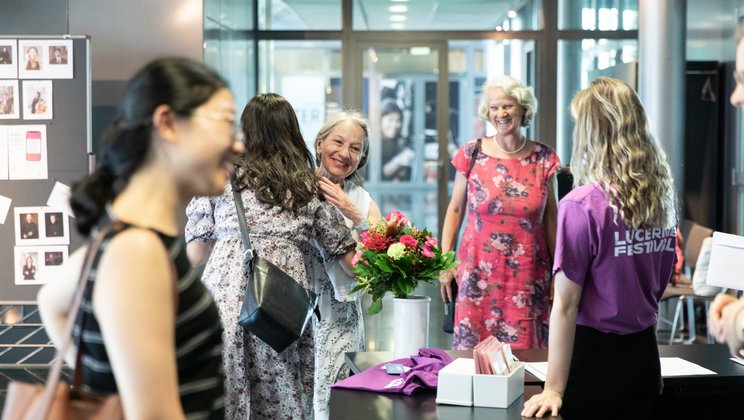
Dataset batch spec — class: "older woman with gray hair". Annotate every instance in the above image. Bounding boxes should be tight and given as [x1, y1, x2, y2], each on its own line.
[439, 76, 560, 350]
[313, 110, 381, 420]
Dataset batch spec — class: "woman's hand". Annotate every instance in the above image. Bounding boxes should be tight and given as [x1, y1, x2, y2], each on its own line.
[720, 298, 744, 357]
[522, 390, 562, 418]
[439, 268, 457, 302]
[710, 293, 738, 342]
[319, 176, 364, 225]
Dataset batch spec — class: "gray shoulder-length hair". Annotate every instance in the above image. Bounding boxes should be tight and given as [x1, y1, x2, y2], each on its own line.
[315, 110, 370, 182]
[477, 76, 538, 127]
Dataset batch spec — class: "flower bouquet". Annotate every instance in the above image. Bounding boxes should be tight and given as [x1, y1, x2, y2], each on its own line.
[351, 211, 458, 315]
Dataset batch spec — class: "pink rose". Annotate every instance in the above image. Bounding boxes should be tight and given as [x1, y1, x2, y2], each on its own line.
[425, 236, 438, 248]
[399, 234, 418, 248]
[351, 251, 362, 267]
[421, 245, 435, 258]
[385, 211, 408, 226]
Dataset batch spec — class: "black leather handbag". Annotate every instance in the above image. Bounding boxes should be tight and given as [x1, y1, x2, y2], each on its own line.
[442, 138, 481, 334]
[232, 184, 318, 353]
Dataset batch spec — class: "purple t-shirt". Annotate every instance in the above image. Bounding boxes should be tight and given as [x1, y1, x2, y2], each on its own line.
[553, 183, 676, 335]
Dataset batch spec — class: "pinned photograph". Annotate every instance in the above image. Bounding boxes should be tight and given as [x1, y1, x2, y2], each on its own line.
[41, 207, 69, 245]
[18, 41, 43, 78]
[0, 39, 18, 79]
[14, 246, 68, 285]
[15, 206, 69, 245]
[0, 80, 20, 119]
[22, 80, 53, 120]
[43, 40, 73, 79]
[7, 124, 48, 180]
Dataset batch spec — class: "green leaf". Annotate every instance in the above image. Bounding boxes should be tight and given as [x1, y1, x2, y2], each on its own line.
[367, 298, 384, 315]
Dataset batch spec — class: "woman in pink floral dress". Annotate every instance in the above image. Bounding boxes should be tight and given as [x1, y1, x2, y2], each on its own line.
[440, 76, 560, 350]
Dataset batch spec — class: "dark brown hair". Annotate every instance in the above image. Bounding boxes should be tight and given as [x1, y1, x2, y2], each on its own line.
[232, 93, 319, 212]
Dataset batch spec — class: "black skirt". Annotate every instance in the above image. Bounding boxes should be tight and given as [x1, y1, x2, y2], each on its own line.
[560, 325, 661, 420]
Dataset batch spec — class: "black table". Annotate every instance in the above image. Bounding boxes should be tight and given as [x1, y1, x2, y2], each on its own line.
[331, 345, 744, 420]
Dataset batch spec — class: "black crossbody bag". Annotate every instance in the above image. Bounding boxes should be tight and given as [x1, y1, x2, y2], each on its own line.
[443, 138, 482, 334]
[232, 182, 319, 353]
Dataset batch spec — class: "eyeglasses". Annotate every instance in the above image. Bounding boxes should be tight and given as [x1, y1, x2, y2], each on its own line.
[191, 110, 244, 143]
[735, 70, 744, 86]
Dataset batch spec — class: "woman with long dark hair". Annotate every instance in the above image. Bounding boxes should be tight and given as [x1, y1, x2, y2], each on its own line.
[186, 93, 357, 419]
[38, 57, 243, 418]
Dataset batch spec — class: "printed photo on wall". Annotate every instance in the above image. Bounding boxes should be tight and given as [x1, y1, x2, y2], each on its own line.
[14, 206, 69, 246]
[6, 124, 48, 180]
[0, 39, 18, 79]
[43, 40, 73, 79]
[0, 80, 20, 119]
[22, 80, 53, 120]
[14, 245, 68, 285]
[18, 40, 44, 79]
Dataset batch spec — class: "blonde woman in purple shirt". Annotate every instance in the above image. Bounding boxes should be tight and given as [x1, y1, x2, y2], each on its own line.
[523, 77, 677, 419]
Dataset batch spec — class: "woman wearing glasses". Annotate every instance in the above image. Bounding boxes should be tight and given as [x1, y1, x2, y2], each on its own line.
[38, 58, 244, 419]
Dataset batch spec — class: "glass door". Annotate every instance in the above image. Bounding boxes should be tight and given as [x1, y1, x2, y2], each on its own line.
[353, 42, 449, 237]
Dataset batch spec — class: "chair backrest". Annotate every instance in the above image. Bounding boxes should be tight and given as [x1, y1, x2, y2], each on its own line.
[683, 221, 714, 269]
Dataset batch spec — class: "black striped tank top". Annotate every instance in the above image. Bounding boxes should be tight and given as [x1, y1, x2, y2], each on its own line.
[72, 226, 225, 419]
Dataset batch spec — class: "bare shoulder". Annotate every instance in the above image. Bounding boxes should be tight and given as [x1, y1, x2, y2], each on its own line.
[97, 228, 170, 283]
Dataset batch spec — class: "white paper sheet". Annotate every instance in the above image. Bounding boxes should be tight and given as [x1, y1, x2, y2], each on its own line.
[659, 357, 716, 376]
[7, 124, 48, 180]
[730, 358, 744, 366]
[47, 181, 73, 218]
[524, 357, 715, 381]
[22, 80, 53, 120]
[0, 125, 8, 179]
[14, 245, 68, 285]
[0, 79, 20, 119]
[0, 39, 18, 79]
[0, 194, 11, 224]
[707, 231, 744, 290]
[524, 362, 548, 381]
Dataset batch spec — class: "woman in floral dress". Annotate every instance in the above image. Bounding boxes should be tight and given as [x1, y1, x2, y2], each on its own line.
[440, 76, 560, 350]
[185, 93, 357, 419]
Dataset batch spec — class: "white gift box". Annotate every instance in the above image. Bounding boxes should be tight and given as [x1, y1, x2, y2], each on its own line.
[436, 358, 475, 406]
[436, 359, 525, 408]
[472, 362, 525, 408]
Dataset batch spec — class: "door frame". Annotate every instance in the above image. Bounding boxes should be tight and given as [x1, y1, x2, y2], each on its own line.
[346, 39, 450, 236]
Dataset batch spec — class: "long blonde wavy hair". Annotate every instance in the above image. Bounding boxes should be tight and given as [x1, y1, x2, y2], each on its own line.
[570, 77, 677, 229]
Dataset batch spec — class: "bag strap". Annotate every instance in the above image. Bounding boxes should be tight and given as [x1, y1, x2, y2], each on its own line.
[40, 221, 123, 416]
[231, 178, 254, 266]
[466, 138, 482, 180]
[230, 176, 321, 320]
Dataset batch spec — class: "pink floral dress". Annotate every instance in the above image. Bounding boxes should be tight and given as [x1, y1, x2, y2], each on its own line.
[451, 139, 560, 350]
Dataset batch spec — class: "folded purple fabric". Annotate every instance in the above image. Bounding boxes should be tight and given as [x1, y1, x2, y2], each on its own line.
[332, 348, 454, 396]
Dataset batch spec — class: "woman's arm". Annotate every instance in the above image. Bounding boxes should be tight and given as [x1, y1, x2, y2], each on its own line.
[186, 241, 214, 268]
[367, 200, 382, 224]
[544, 174, 558, 261]
[439, 171, 467, 302]
[37, 246, 89, 366]
[94, 229, 184, 419]
[521, 270, 582, 418]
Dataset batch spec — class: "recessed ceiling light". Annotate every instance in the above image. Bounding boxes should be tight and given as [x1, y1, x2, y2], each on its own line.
[390, 0, 409, 2]
[494, 26, 503, 31]
[391, 22, 405, 29]
[388, 5, 408, 13]
[507, 10, 518, 19]
[390, 14, 407, 22]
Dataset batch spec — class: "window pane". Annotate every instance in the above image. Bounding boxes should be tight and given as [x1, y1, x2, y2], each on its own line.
[556, 39, 638, 162]
[258, 0, 341, 30]
[558, 0, 638, 30]
[258, 41, 342, 152]
[204, 37, 255, 113]
[354, 0, 542, 31]
[205, 0, 253, 31]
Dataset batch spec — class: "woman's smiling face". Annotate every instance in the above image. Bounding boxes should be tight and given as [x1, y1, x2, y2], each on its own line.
[316, 120, 365, 181]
